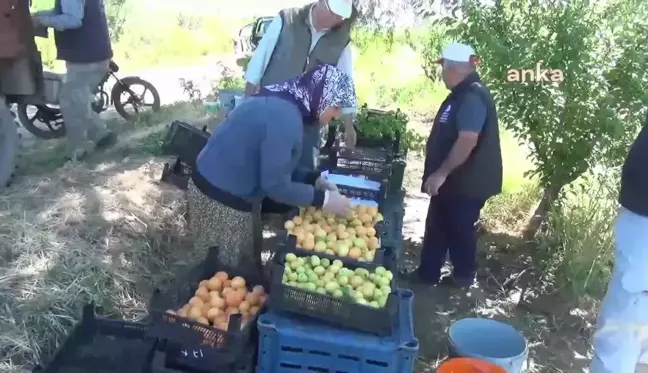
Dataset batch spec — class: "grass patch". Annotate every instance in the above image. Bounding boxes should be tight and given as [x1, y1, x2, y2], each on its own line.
[0, 156, 191, 371]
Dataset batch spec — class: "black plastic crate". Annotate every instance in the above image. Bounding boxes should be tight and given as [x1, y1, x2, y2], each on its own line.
[281, 209, 390, 265]
[162, 120, 210, 168]
[324, 147, 393, 176]
[323, 109, 404, 156]
[32, 304, 156, 373]
[148, 340, 256, 373]
[283, 231, 388, 266]
[147, 246, 270, 370]
[269, 243, 399, 336]
[389, 159, 406, 194]
[355, 130, 402, 156]
[161, 158, 191, 190]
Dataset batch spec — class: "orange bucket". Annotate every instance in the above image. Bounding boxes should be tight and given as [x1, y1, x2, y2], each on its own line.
[437, 358, 507, 373]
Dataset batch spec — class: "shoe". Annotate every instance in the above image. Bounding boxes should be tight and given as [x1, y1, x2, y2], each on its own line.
[95, 131, 118, 149]
[64, 149, 88, 162]
[439, 275, 475, 288]
[399, 268, 440, 285]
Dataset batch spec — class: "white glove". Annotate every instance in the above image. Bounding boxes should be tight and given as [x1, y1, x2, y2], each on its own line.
[315, 176, 338, 192]
[323, 190, 352, 217]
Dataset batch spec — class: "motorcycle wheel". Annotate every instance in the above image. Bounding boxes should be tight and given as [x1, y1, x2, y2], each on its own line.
[0, 105, 19, 188]
[113, 77, 161, 121]
[17, 103, 66, 140]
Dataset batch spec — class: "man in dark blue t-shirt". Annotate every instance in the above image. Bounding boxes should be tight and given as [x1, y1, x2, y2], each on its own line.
[407, 42, 503, 287]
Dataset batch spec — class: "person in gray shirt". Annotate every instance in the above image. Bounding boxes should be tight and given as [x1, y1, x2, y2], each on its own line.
[32, 0, 116, 161]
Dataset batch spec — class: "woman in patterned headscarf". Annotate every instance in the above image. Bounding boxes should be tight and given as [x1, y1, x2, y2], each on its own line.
[187, 64, 356, 271]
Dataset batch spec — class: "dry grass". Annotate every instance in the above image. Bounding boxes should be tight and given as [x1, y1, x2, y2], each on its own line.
[0, 154, 194, 371]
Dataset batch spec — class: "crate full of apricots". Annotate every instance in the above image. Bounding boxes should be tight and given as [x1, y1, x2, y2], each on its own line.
[282, 204, 388, 265]
[147, 246, 269, 368]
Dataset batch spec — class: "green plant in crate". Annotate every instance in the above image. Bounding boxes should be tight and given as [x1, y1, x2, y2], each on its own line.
[352, 104, 426, 154]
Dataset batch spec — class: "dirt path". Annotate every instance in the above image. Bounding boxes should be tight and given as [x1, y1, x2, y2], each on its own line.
[399, 131, 596, 372]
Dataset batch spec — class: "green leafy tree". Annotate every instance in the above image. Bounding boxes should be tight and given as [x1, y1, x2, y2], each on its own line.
[105, 0, 129, 42]
[425, 0, 648, 237]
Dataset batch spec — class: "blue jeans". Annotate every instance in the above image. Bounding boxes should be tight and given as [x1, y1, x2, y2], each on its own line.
[419, 194, 486, 282]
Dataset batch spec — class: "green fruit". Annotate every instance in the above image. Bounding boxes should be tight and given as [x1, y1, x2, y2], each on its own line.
[353, 291, 364, 301]
[369, 301, 380, 308]
[362, 286, 374, 299]
[384, 270, 394, 281]
[323, 272, 335, 282]
[324, 282, 340, 293]
[336, 244, 350, 257]
[295, 267, 305, 274]
[377, 296, 388, 308]
[332, 259, 343, 268]
[310, 255, 321, 267]
[338, 276, 349, 287]
[288, 273, 298, 282]
[373, 289, 383, 300]
[316, 287, 326, 294]
[296, 258, 306, 267]
[353, 239, 366, 248]
[290, 261, 300, 270]
[313, 266, 325, 276]
[284, 266, 292, 274]
[332, 289, 343, 298]
[282, 275, 287, 283]
[304, 282, 317, 291]
[356, 298, 368, 305]
[328, 265, 340, 275]
[369, 273, 377, 282]
[286, 253, 297, 262]
[350, 275, 364, 288]
[288, 281, 298, 287]
[378, 276, 390, 287]
[355, 268, 369, 278]
[320, 258, 331, 268]
[308, 273, 319, 283]
[375, 266, 386, 276]
[297, 273, 308, 283]
[380, 285, 391, 295]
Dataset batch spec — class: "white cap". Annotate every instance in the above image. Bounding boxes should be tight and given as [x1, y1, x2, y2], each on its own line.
[438, 42, 477, 63]
[327, 0, 353, 18]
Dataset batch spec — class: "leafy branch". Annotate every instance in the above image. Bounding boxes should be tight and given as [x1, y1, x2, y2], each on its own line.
[354, 104, 426, 154]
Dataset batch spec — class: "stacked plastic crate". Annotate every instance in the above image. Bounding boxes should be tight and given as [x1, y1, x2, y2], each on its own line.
[258, 109, 418, 373]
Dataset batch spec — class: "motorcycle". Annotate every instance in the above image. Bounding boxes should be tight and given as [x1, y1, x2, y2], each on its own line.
[16, 60, 161, 139]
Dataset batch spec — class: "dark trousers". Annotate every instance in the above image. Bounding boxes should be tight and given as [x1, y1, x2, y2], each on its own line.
[419, 194, 486, 282]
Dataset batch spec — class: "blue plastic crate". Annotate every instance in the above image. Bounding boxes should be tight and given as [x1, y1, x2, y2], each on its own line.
[256, 289, 418, 373]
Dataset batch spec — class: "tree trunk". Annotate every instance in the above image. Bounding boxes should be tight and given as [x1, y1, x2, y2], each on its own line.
[523, 184, 563, 240]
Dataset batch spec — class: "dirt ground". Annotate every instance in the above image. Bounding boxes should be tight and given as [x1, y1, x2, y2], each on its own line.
[0, 113, 598, 372]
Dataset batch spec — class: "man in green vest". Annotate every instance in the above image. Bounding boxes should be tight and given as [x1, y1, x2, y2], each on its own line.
[244, 0, 359, 171]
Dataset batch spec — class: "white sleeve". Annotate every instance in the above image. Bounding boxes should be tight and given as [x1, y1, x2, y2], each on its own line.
[244, 15, 283, 86]
[337, 43, 356, 115]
